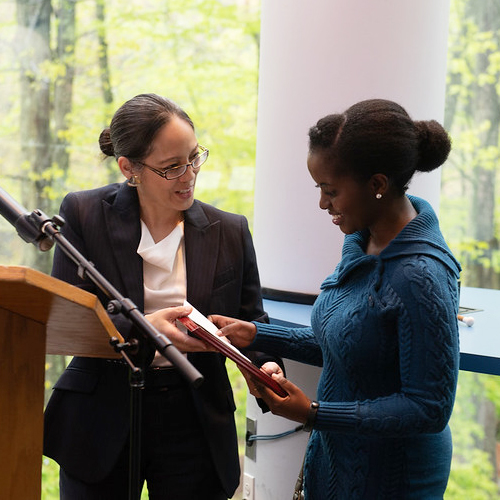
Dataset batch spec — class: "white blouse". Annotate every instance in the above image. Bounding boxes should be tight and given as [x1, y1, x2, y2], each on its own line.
[137, 220, 187, 367]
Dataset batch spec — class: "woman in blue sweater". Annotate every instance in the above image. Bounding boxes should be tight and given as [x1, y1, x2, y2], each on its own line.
[212, 99, 461, 499]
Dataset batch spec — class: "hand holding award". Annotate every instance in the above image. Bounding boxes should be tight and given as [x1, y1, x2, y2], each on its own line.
[178, 302, 287, 397]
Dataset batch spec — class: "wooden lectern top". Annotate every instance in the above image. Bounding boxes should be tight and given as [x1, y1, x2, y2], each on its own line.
[0, 265, 123, 358]
[0, 266, 129, 498]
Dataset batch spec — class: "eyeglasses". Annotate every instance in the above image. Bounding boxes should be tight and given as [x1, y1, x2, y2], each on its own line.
[134, 145, 209, 180]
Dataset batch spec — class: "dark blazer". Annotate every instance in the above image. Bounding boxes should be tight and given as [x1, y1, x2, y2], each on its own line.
[43, 181, 268, 497]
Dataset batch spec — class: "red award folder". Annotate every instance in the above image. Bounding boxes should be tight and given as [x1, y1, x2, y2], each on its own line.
[178, 308, 287, 398]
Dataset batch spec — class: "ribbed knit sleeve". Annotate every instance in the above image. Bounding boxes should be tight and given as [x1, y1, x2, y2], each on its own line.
[252, 322, 323, 367]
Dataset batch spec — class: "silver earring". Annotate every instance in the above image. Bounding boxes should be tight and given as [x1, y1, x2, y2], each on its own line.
[376, 193, 382, 199]
[128, 175, 141, 187]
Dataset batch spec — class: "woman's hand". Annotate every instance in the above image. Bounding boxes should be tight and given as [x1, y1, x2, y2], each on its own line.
[209, 314, 257, 348]
[145, 305, 215, 352]
[241, 362, 312, 425]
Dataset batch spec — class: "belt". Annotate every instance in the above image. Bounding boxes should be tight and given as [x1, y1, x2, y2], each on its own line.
[144, 367, 185, 390]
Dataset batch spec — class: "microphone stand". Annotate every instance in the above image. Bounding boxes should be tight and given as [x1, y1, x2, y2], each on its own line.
[0, 191, 204, 500]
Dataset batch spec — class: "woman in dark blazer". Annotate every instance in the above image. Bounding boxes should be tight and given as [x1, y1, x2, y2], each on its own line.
[43, 94, 269, 500]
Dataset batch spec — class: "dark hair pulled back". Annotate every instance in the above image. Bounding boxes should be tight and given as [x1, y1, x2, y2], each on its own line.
[308, 99, 451, 194]
[98, 93, 194, 162]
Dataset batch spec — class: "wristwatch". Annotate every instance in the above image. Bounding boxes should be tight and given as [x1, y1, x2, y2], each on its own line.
[303, 400, 319, 432]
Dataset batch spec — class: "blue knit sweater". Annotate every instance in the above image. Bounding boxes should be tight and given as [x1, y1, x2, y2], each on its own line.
[253, 196, 461, 499]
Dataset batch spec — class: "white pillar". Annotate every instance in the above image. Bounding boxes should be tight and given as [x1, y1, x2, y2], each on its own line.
[253, 0, 450, 297]
[247, 2, 451, 499]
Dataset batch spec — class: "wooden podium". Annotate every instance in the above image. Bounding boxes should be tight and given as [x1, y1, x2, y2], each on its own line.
[0, 265, 124, 499]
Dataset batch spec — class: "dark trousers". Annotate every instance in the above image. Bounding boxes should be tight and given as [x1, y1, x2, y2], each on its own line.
[60, 370, 227, 500]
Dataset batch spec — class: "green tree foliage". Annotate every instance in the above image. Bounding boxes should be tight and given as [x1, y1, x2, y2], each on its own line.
[442, 2, 500, 495]
[442, 0, 500, 289]
[446, 372, 500, 498]
[0, 0, 261, 270]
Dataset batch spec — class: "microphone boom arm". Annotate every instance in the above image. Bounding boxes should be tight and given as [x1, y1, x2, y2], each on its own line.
[0, 189, 203, 387]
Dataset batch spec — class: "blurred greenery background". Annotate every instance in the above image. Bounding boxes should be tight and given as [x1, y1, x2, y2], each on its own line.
[1, 0, 500, 498]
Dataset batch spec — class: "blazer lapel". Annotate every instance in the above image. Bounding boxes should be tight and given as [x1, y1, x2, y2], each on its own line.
[102, 182, 144, 310]
[101, 193, 220, 315]
[184, 201, 220, 314]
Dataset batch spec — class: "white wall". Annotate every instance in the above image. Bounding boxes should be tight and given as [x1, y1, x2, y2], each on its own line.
[253, 0, 450, 297]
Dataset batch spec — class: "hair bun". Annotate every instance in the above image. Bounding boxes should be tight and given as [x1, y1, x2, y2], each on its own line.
[415, 120, 451, 173]
[99, 128, 115, 157]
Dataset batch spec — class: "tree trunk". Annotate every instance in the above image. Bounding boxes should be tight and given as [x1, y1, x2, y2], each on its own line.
[463, 0, 500, 482]
[53, 0, 76, 182]
[16, 0, 52, 273]
[466, 0, 500, 290]
[95, 0, 118, 183]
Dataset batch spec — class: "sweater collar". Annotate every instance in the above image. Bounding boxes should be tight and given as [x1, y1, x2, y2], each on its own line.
[322, 195, 461, 288]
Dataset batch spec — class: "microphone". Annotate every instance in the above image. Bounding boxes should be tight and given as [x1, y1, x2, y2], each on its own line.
[0, 186, 54, 251]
